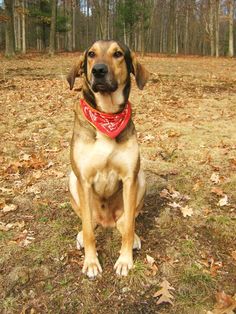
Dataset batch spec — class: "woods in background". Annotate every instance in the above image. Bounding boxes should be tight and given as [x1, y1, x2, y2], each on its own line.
[0, 0, 235, 57]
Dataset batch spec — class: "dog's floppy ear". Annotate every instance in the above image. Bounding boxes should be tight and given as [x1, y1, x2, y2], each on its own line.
[131, 52, 149, 90]
[67, 54, 85, 90]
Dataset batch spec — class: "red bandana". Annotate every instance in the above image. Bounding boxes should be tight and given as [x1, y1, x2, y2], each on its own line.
[80, 99, 132, 139]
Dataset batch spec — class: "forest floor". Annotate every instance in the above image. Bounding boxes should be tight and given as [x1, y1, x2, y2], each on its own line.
[0, 53, 236, 314]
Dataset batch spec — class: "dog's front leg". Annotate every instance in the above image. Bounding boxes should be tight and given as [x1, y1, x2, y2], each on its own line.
[80, 183, 102, 278]
[114, 177, 137, 276]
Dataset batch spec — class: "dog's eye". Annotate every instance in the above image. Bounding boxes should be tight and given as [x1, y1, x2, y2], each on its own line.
[113, 51, 123, 58]
[88, 51, 95, 58]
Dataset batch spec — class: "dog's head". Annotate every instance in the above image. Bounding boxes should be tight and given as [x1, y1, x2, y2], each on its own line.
[67, 40, 149, 94]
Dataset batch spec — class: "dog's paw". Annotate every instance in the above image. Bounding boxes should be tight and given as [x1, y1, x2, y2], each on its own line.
[76, 231, 84, 250]
[133, 234, 141, 250]
[114, 255, 133, 276]
[82, 256, 102, 279]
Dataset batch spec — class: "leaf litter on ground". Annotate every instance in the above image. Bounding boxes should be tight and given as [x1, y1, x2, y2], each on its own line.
[160, 187, 193, 217]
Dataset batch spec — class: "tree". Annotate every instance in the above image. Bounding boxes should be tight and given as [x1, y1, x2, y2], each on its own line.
[209, 0, 215, 56]
[66, 0, 72, 51]
[49, 0, 57, 56]
[228, 0, 234, 57]
[14, 0, 21, 51]
[21, 0, 26, 54]
[5, 0, 15, 57]
[215, 0, 220, 57]
[72, 0, 76, 50]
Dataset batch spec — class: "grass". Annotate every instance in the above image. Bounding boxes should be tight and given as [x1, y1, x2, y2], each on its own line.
[125, 260, 151, 288]
[175, 264, 215, 313]
[180, 239, 196, 257]
[2, 296, 19, 314]
[205, 215, 236, 244]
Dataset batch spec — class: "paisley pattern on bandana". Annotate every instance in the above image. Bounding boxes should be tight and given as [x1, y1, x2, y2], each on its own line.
[80, 99, 132, 139]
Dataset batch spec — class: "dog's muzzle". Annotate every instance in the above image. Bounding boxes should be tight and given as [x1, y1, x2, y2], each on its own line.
[91, 63, 118, 93]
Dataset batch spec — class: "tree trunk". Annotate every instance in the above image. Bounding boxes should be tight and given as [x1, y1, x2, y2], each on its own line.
[72, 0, 76, 50]
[184, 5, 189, 54]
[140, 1, 145, 56]
[21, 0, 26, 54]
[14, 0, 21, 51]
[86, 0, 89, 46]
[49, 0, 57, 56]
[66, 0, 72, 51]
[175, 12, 179, 54]
[228, 0, 234, 57]
[209, 0, 215, 56]
[36, 25, 42, 51]
[105, 0, 109, 39]
[175, 1, 179, 54]
[215, 0, 220, 57]
[5, 0, 16, 57]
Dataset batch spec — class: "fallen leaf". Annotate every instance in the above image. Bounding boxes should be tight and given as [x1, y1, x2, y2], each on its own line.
[208, 257, 223, 277]
[26, 185, 41, 195]
[211, 187, 224, 196]
[20, 154, 31, 161]
[50, 170, 65, 178]
[146, 254, 155, 266]
[218, 195, 228, 207]
[143, 134, 155, 142]
[45, 161, 54, 169]
[10, 229, 35, 247]
[193, 181, 202, 191]
[0, 222, 8, 231]
[231, 251, 236, 261]
[180, 205, 193, 217]
[0, 221, 25, 231]
[0, 199, 6, 209]
[153, 279, 175, 306]
[2, 204, 18, 213]
[160, 189, 169, 198]
[168, 130, 181, 137]
[209, 291, 236, 314]
[32, 170, 43, 179]
[0, 187, 14, 194]
[210, 173, 220, 184]
[171, 190, 181, 199]
[150, 263, 158, 276]
[168, 202, 181, 209]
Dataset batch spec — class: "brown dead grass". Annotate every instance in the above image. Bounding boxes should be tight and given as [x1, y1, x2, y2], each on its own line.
[0, 53, 236, 314]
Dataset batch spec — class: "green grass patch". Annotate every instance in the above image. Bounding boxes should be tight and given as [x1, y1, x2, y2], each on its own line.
[175, 263, 215, 311]
[181, 264, 213, 286]
[180, 239, 196, 257]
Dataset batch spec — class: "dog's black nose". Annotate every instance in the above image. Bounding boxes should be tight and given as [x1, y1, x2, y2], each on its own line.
[92, 64, 108, 78]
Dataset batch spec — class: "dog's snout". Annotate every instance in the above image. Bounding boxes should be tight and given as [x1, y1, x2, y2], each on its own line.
[92, 64, 108, 78]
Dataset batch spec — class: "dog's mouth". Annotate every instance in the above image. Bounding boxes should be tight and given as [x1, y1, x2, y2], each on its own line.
[91, 79, 118, 93]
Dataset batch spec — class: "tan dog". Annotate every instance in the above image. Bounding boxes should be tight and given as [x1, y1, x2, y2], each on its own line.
[67, 40, 149, 278]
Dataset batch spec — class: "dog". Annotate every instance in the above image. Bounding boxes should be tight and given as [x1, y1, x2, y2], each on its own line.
[67, 40, 149, 278]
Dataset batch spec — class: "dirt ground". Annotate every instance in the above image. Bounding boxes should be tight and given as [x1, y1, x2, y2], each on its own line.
[0, 53, 236, 314]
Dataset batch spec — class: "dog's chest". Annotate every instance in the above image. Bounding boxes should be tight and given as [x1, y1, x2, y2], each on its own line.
[93, 169, 120, 198]
[73, 132, 138, 198]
